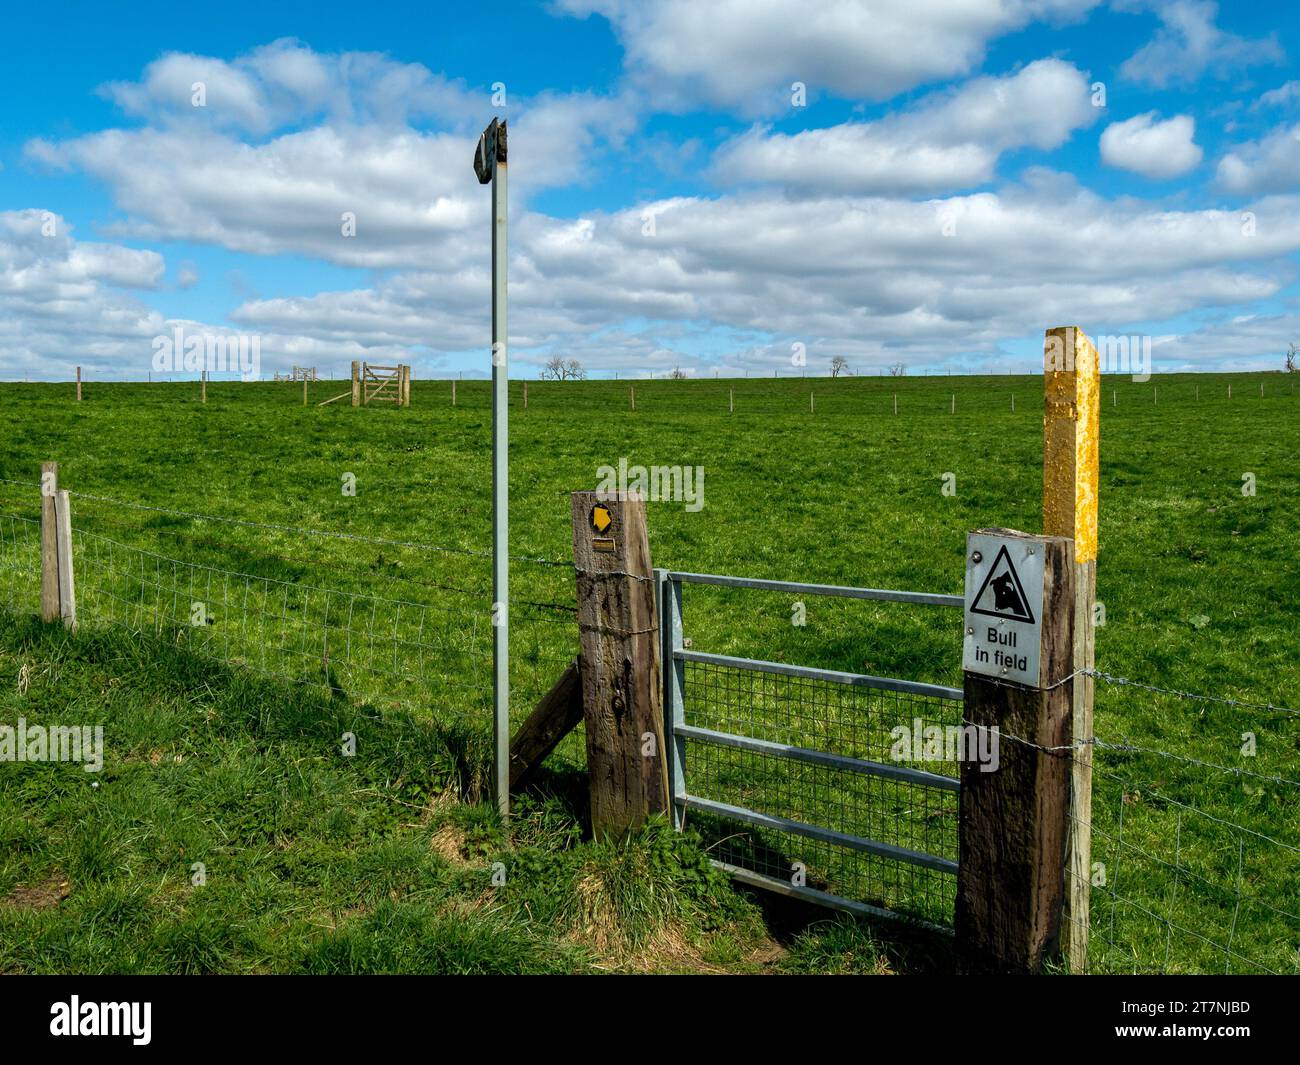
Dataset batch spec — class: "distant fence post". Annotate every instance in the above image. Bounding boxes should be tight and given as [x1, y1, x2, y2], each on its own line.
[350, 361, 361, 407]
[523, 381, 528, 410]
[956, 528, 1075, 974]
[201, 371, 207, 404]
[76, 367, 82, 402]
[40, 462, 59, 623]
[570, 490, 668, 839]
[1043, 324, 1100, 974]
[452, 379, 457, 406]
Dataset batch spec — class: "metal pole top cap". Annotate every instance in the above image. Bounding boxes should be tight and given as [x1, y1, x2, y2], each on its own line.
[474, 118, 508, 184]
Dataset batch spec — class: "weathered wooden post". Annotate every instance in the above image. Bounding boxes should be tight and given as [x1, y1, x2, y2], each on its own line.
[76, 367, 82, 402]
[350, 361, 361, 407]
[303, 376, 308, 406]
[40, 462, 59, 623]
[201, 371, 207, 404]
[957, 528, 1075, 973]
[452, 379, 457, 406]
[570, 491, 668, 838]
[55, 490, 76, 630]
[523, 381, 528, 410]
[629, 386, 635, 412]
[1042, 324, 1099, 973]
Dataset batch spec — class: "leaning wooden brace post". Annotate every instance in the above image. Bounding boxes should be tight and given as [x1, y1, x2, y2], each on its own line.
[570, 491, 668, 838]
[956, 529, 1074, 974]
[40, 462, 60, 623]
[508, 659, 583, 791]
[1043, 324, 1100, 973]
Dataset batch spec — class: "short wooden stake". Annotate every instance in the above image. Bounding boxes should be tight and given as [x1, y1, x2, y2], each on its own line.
[351, 361, 361, 407]
[729, 387, 733, 414]
[303, 377, 308, 406]
[1042, 325, 1099, 974]
[893, 392, 897, 415]
[951, 393, 955, 414]
[201, 371, 207, 404]
[523, 381, 528, 410]
[570, 491, 667, 838]
[1011, 393, 1015, 412]
[629, 386, 635, 412]
[957, 529, 1075, 974]
[452, 379, 457, 406]
[76, 366, 82, 402]
[40, 462, 59, 623]
[810, 392, 814, 414]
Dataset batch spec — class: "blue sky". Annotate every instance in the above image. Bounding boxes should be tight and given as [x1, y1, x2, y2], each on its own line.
[3, 0, 1299, 380]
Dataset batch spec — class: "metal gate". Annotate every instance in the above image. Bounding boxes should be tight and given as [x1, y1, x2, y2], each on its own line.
[656, 569, 965, 929]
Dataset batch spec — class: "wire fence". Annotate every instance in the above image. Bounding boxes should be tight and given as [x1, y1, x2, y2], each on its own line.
[0, 481, 583, 760]
[0, 478, 1295, 973]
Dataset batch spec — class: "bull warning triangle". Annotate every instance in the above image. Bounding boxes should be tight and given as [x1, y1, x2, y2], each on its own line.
[970, 545, 1035, 623]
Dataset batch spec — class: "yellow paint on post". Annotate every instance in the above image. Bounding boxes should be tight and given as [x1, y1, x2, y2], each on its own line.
[1043, 326, 1099, 563]
[1042, 324, 1100, 974]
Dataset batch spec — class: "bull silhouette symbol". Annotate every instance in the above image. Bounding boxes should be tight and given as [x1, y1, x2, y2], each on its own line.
[988, 572, 1025, 615]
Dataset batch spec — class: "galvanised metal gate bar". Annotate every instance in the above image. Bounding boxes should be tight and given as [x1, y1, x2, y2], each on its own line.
[656, 569, 966, 928]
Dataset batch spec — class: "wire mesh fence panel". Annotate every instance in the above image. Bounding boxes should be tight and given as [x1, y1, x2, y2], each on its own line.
[0, 512, 41, 618]
[70, 526, 493, 722]
[681, 659, 960, 925]
[1067, 672, 1300, 974]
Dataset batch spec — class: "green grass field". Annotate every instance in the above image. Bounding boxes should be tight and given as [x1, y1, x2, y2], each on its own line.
[0, 372, 1296, 973]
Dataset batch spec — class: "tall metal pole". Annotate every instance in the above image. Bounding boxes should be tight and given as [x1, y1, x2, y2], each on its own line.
[476, 118, 510, 820]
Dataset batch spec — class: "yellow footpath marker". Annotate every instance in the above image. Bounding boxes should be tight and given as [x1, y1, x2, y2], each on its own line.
[1042, 325, 1099, 973]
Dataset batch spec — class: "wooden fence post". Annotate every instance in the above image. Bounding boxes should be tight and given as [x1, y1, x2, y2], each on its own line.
[55, 491, 76, 630]
[523, 381, 528, 410]
[201, 371, 207, 404]
[40, 462, 59, 623]
[303, 377, 308, 406]
[76, 367, 82, 402]
[729, 387, 733, 414]
[452, 379, 457, 406]
[351, 361, 361, 407]
[629, 386, 635, 412]
[1042, 325, 1099, 974]
[570, 491, 668, 838]
[957, 528, 1075, 973]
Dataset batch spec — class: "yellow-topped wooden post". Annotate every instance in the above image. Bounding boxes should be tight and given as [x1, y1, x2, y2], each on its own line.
[1042, 325, 1099, 973]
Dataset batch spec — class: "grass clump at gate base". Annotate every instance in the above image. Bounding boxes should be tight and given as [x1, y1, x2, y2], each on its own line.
[0, 612, 792, 974]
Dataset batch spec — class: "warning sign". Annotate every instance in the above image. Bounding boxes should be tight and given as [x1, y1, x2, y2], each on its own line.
[963, 532, 1045, 687]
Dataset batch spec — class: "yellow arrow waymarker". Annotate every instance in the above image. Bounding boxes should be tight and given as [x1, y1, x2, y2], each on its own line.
[591, 504, 612, 534]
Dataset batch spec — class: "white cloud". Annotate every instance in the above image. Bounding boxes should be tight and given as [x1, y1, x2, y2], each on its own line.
[1216, 124, 1300, 196]
[1100, 112, 1203, 179]
[1118, 0, 1283, 88]
[718, 59, 1097, 194]
[1255, 81, 1300, 110]
[558, 0, 1100, 113]
[225, 183, 1300, 375]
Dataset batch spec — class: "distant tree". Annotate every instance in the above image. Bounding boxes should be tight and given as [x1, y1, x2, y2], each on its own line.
[1287, 342, 1297, 373]
[669, 367, 687, 379]
[831, 355, 850, 378]
[888, 362, 908, 377]
[541, 356, 586, 380]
